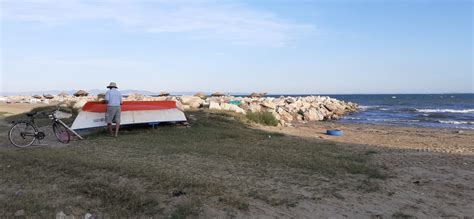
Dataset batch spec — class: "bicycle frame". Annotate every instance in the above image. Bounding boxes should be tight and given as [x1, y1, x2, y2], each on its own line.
[50, 106, 84, 140]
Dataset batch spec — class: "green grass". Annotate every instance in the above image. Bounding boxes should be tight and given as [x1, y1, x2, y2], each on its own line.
[0, 110, 386, 217]
[245, 111, 279, 126]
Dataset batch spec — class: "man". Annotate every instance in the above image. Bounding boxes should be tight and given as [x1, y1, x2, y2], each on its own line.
[104, 82, 123, 137]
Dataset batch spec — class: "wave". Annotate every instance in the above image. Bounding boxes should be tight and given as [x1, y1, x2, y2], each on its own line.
[438, 120, 474, 125]
[343, 117, 420, 123]
[359, 105, 379, 110]
[416, 109, 474, 114]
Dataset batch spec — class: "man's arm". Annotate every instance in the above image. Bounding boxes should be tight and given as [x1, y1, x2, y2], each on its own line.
[103, 91, 110, 104]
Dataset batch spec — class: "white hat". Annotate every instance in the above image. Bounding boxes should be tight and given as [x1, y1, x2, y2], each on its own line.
[107, 82, 118, 89]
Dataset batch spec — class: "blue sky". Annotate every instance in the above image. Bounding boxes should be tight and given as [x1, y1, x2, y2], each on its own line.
[1, 0, 472, 94]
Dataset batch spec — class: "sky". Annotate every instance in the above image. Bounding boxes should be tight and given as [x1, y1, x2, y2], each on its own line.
[0, 0, 472, 94]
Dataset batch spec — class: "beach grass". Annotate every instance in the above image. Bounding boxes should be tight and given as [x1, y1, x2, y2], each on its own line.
[0, 110, 385, 217]
[245, 111, 279, 126]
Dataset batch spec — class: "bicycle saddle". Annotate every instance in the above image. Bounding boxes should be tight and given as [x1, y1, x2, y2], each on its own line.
[26, 112, 38, 117]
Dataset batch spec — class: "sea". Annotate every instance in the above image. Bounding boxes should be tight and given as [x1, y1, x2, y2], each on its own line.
[324, 94, 474, 130]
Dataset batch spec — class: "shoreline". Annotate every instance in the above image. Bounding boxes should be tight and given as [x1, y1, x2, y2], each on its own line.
[339, 119, 474, 130]
[259, 119, 474, 156]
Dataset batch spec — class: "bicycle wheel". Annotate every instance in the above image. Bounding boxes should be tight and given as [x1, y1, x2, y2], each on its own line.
[53, 122, 70, 144]
[8, 122, 36, 148]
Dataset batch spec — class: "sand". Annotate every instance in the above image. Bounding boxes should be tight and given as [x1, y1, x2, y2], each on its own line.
[261, 121, 474, 155]
[258, 122, 474, 218]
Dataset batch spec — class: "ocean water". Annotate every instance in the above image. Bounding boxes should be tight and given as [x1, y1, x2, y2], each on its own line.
[326, 94, 474, 130]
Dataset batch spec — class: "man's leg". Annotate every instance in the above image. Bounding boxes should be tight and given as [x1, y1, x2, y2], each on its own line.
[115, 123, 120, 137]
[108, 123, 114, 136]
[114, 107, 121, 137]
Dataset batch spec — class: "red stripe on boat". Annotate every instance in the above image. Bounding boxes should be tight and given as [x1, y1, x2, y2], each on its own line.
[82, 101, 178, 113]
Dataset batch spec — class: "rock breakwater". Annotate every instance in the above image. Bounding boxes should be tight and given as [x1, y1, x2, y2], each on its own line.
[2, 93, 358, 126]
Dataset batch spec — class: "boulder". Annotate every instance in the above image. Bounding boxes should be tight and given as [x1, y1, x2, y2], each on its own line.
[270, 110, 281, 121]
[221, 103, 232, 111]
[324, 102, 345, 115]
[73, 99, 88, 109]
[277, 108, 293, 121]
[33, 95, 42, 99]
[239, 103, 250, 111]
[260, 101, 276, 109]
[209, 101, 221, 110]
[229, 104, 246, 114]
[303, 108, 324, 121]
[249, 103, 261, 112]
[179, 96, 202, 105]
[97, 93, 106, 100]
[127, 93, 145, 101]
[175, 101, 184, 111]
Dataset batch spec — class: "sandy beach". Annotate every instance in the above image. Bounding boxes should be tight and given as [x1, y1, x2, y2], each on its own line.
[261, 121, 474, 155]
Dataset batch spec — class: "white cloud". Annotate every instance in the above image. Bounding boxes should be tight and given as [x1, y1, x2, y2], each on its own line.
[1, 0, 315, 46]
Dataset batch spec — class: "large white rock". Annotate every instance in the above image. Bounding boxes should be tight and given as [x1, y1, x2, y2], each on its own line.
[249, 103, 261, 112]
[277, 108, 293, 121]
[209, 101, 221, 110]
[229, 104, 246, 114]
[179, 96, 203, 105]
[303, 108, 324, 121]
[73, 99, 88, 109]
[261, 101, 276, 109]
[221, 103, 232, 111]
[270, 110, 281, 121]
[127, 93, 145, 101]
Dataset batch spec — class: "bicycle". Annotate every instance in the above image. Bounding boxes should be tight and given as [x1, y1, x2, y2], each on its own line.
[8, 106, 82, 148]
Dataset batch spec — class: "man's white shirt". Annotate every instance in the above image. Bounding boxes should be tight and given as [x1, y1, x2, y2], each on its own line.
[105, 88, 122, 107]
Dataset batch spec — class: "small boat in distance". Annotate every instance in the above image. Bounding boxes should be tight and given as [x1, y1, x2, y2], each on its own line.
[392, 96, 397, 99]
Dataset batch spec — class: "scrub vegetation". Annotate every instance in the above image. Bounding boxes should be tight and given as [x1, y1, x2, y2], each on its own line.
[245, 111, 279, 126]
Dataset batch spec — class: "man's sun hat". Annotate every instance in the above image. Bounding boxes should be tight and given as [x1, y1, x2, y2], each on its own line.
[107, 82, 118, 89]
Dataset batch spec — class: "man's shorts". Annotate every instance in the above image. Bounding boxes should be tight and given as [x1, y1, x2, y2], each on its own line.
[105, 106, 121, 124]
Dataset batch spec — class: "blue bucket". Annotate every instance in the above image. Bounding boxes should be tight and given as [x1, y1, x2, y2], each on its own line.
[326, 129, 343, 136]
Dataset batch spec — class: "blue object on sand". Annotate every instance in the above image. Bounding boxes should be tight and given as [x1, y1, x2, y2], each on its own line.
[326, 129, 343, 136]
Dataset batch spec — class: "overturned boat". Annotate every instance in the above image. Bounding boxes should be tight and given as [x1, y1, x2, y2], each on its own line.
[71, 101, 187, 130]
